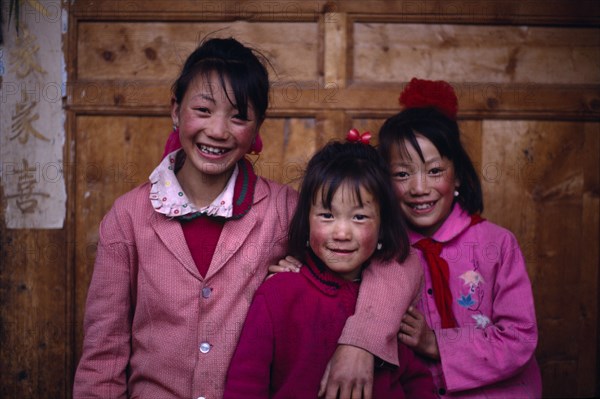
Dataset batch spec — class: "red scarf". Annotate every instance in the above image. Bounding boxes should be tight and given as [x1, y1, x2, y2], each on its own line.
[413, 214, 485, 329]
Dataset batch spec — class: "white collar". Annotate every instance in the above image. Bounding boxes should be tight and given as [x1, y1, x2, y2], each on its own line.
[148, 149, 238, 218]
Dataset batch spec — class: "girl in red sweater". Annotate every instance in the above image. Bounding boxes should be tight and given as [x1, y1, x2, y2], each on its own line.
[224, 134, 436, 399]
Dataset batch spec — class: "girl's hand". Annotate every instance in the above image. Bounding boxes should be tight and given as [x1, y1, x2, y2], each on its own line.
[318, 345, 374, 399]
[267, 255, 302, 274]
[398, 306, 440, 360]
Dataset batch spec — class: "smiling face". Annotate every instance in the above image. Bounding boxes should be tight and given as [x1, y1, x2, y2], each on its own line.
[171, 71, 260, 185]
[389, 134, 459, 237]
[309, 182, 381, 281]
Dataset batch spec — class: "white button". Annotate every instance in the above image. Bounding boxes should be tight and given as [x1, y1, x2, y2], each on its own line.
[202, 287, 212, 298]
[197, 397, 206, 399]
[199, 342, 211, 353]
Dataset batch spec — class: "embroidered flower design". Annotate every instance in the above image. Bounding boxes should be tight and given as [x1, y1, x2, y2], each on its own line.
[460, 270, 484, 288]
[472, 314, 491, 329]
[458, 294, 476, 308]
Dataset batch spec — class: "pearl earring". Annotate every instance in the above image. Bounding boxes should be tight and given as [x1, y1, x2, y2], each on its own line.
[377, 242, 383, 251]
[454, 190, 459, 197]
[305, 240, 310, 248]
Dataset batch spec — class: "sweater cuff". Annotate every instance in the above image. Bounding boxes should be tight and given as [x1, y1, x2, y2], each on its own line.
[338, 314, 400, 366]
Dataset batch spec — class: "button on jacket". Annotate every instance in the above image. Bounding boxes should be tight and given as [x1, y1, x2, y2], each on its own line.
[74, 175, 296, 399]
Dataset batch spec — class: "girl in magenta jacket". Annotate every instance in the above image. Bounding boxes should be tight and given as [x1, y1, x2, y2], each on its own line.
[224, 138, 436, 399]
[73, 38, 422, 399]
[379, 78, 542, 398]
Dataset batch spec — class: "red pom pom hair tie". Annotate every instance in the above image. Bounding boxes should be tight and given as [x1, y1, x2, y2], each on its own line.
[399, 78, 458, 120]
[346, 128, 372, 145]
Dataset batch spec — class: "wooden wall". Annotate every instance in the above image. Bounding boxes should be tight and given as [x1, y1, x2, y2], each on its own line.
[1, 1, 598, 397]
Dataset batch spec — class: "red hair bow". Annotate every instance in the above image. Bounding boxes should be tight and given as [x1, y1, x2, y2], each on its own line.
[346, 128, 372, 145]
[399, 78, 458, 120]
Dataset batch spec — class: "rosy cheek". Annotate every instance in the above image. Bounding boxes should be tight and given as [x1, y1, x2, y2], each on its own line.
[392, 184, 405, 199]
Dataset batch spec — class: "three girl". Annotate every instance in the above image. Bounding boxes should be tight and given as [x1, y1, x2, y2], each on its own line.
[381, 78, 542, 398]
[224, 137, 435, 399]
[73, 38, 422, 399]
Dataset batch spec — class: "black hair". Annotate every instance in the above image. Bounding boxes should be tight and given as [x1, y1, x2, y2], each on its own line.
[172, 37, 270, 121]
[288, 141, 410, 267]
[378, 107, 483, 214]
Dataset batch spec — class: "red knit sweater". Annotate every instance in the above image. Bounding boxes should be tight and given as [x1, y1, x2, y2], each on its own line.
[223, 253, 436, 399]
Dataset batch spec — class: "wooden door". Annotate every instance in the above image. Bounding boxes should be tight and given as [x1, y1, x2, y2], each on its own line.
[3, 1, 597, 398]
[68, 2, 600, 397]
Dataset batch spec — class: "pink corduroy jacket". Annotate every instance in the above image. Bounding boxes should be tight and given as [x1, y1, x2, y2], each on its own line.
[73, 175, 422, 399]
[410, 204, 542, 398]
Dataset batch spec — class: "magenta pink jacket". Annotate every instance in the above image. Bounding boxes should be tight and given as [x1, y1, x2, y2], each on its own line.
[224, 253, 436, 399]
[410, 204, 542, 398]
[73, 174, 422, 398]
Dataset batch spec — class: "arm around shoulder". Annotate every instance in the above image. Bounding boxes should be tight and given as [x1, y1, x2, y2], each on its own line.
[338, 251, 423, 365]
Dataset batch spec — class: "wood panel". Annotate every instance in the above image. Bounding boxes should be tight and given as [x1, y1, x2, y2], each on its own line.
[77, 22, 320, 82]
[0, 215, 68, 398]
[578, 123, 599, 397]
[69, 0, 600, 26]
[0, 1, 587, 398]
[353, 23, 600, 84]
[481, 120, 599, 397]
[253, 117, 318, 188]
[68, 82, 600, 120]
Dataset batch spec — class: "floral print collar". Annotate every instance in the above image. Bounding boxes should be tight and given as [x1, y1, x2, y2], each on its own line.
[149, 149, 239, 219]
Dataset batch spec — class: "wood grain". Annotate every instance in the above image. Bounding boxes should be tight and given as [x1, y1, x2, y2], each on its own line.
[1, 1, 598, 398]
[481, 120, 597, 396]
[353, 23, 600, 84]
[77, 21, 319, 82]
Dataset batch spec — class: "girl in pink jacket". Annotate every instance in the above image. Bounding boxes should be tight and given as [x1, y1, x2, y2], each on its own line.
[73, 38, 422, 399]
[225, 137, 435, 399]
[378, 78, 542, 398]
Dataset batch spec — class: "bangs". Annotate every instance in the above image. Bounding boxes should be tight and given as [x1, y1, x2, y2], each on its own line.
[393, 130, 426, 164]
[379, 107, 455, 164]
[314, 180, 365, 210]
[185, 58, 252, 119]
[312, 165, 378, 210]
